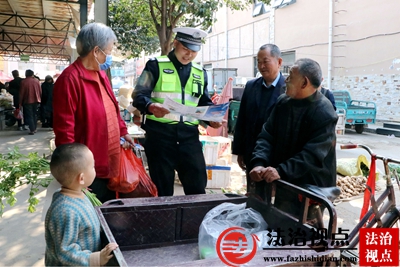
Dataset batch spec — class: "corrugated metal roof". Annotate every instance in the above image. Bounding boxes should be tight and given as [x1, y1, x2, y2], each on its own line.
[0, 0, 92, 64]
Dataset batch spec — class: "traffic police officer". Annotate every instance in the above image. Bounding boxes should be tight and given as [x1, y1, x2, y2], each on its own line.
[132, 27, 222, 196]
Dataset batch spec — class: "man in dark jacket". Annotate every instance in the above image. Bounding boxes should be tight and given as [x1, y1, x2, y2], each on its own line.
[8, 70, 25, 130]
[249, 58, 338, 215]
[20, 69, 41, 135]
[232, 44, 286, 198]
[41, 75, 54, 128]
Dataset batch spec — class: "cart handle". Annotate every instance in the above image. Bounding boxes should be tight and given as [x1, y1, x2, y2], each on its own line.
[340, 144, 375, 156]
[340, 144, 358, 149]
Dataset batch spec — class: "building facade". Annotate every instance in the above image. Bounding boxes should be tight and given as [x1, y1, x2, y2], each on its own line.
[201, 0, 400, 121]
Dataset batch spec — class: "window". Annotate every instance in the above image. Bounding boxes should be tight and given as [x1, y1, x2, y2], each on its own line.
[204, 64, 212, 70]
[56, 65, 66, 71]
[281, 51, 295, 77]
[272, 0, 296, 9]
[253, 56, 258, 77]
[253, 0, 267, 17]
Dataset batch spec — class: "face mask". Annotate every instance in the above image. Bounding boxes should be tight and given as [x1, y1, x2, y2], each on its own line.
[96, 48, 113, 70]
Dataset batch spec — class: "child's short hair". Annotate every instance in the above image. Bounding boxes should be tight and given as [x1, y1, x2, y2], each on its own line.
[50, 143, 91, 186]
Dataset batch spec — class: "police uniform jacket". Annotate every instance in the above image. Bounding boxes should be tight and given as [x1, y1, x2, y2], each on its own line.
[133, 50, 214, 143]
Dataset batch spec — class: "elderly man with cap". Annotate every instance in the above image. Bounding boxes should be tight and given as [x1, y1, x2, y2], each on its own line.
[132, 27, 221, 196]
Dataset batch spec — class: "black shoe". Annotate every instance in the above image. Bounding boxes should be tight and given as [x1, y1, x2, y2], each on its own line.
[28, 132, 34, 135]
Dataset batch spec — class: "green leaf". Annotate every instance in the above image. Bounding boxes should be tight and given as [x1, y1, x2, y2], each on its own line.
[82, 188, 103, 207]
[0, 202, 4, 217]
[0, 146, 50, 217]
[6, 193, 16, 207]
[28, 205, 36, 213]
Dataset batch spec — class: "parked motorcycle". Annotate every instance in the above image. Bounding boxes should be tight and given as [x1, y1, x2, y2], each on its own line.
[4, 108, 16, 127]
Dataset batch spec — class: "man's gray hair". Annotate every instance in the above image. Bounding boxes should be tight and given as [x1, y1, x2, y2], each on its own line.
[259, 44, 281, 58]
[76, 22, 117, 57]
[295, 58, 322, 88]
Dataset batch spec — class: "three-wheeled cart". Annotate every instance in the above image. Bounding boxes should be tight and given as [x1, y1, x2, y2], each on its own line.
[96, 179, 340, 266]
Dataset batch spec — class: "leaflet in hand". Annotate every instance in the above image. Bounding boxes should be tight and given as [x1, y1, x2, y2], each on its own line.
[162, 96, 229, 122]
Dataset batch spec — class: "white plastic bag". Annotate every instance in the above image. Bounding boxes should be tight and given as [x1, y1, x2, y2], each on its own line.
[198, 202, 267, 259]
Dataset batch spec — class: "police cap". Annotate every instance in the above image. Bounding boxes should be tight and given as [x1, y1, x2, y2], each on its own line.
[173, 27, 207, 52]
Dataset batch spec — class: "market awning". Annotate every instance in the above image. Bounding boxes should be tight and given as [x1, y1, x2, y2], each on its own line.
[0, 0, 93, 64]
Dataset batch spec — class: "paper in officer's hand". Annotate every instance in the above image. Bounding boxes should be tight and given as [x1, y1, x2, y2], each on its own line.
[162, 96, 229, 122]
[200, 102, 229, 122]
[161, 96, 184, 114]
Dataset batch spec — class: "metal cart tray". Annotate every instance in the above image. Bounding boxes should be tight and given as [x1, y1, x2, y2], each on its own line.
[97, 182, 337, 266]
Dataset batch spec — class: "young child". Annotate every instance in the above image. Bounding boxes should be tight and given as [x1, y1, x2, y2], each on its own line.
[45, 143, 118, 266]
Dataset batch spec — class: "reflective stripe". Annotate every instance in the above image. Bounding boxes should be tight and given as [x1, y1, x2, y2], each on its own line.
[163, 113, 198, 123]
[152, 92, 200, 104]
[152, 92, 180, 99]
[147, 113, 199, 124]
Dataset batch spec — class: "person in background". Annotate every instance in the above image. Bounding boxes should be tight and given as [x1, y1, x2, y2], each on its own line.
[132, 27, 221, 196]
[249, 58, 338, 215]
[232, 44, 286, 199]
[41, 75, 54, 128]
[319, 77, 336, 110]
[19, 69, 41, 135]
[45, 143, 118, 266]
[8, 70, 25, 130]
[53, 22, 134, 203]
[320, 87, 336, 111]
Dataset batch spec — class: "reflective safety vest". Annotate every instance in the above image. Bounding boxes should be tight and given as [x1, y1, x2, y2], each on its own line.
[146, 56, 205, 125]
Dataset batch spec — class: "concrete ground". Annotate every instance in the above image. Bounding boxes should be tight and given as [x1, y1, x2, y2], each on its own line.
[0, 124, 399, 266]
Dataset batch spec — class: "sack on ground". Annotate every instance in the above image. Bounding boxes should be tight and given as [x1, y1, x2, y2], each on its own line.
[198, 202, 267, 259]
[337, 155, 369, 177]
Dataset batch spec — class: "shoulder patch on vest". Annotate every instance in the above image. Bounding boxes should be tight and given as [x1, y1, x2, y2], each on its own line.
[192, 62, 202, 71]
[157, 57, 170, 63]
[192, 73, 201, 79]
[163, 69, 174, 74]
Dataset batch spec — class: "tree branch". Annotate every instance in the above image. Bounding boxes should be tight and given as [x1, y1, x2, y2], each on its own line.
[149, 0, 159, 28]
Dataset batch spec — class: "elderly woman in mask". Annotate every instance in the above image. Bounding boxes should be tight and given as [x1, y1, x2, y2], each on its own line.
[53, 22, 134, 203]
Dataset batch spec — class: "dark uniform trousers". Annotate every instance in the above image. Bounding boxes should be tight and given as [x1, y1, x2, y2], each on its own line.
[143, 120, 207, 196]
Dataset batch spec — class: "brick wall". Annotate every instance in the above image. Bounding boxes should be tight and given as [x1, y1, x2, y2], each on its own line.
[330, 74, 400, 122]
